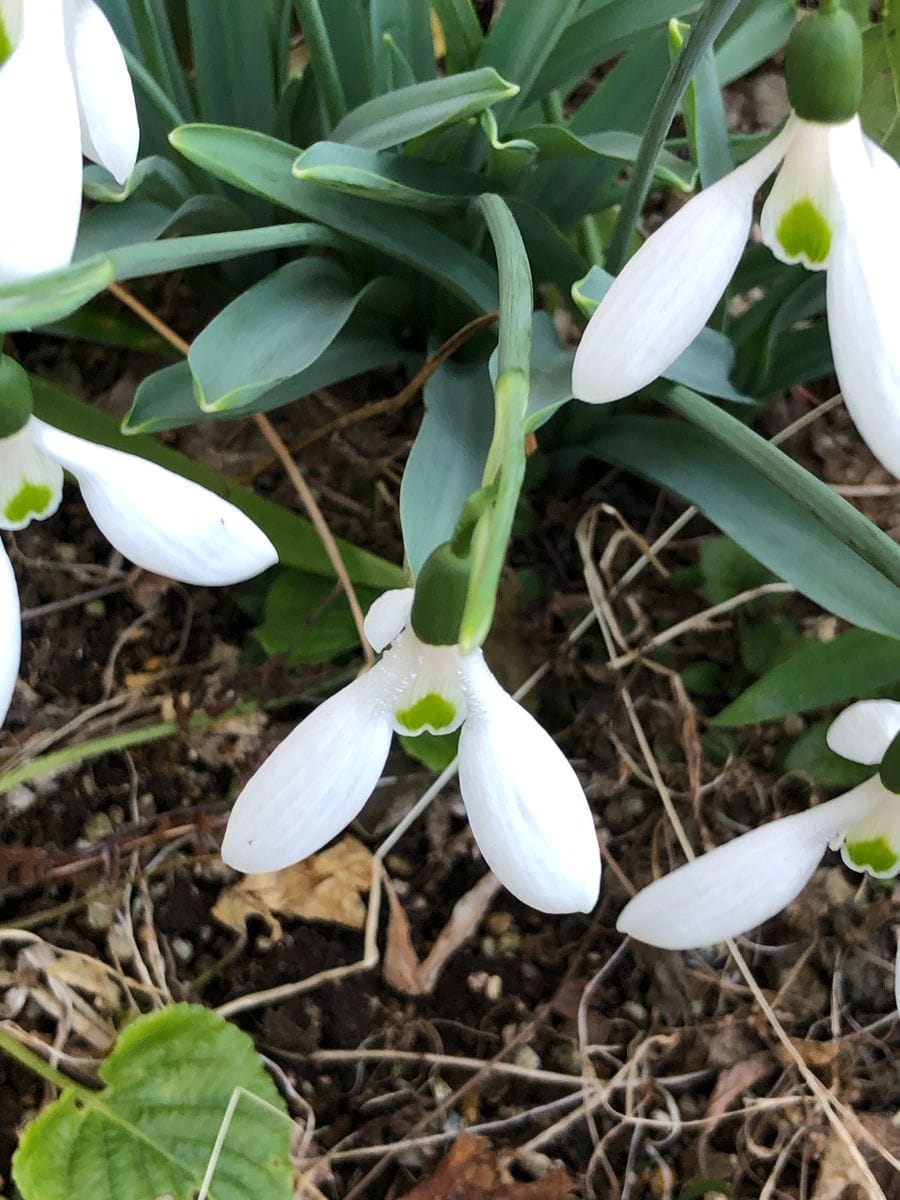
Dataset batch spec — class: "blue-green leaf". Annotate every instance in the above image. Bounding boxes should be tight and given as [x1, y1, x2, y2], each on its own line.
[329, 68, 518, 150]
[188, 259, 405, 412]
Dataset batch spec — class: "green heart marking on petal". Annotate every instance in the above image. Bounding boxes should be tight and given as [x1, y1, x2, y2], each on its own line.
[776, 199, 832, 265]
[395, 693, 456, 733]
[0, 16, 12, 67]
[5, 481, 53, 525]
[844, 836, 899, 875]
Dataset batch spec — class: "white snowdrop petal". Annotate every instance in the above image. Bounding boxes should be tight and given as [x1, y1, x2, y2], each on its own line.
[759, 116, 842, 270]
[363, 588, 414, 652]
[63, 0, 138, 183]
[0, 0, 82, 283]
[571, 122, 795, 405]
[826, 700, 900, 765]
[0, 2, 24, 50]
[616, 781, 883, 949]
[0, 542, 20, 724]
[221, 672, 393, 874]
[457, 653, 600, 914]
[826, 119, 900, 476]
[28, 419, 277, 584]
[0, 427, 63, 531]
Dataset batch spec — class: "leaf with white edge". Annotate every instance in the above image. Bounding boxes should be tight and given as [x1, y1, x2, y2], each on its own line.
[13, 1004, 293, 1200]
[188, 259, 406, 412]
[292, 141, 487, 207]
[329, 68, 518, 150]
[0, 259, 115, 334]
[125, 319, 404, 433]
[518, 125, 697, 190]
[169, 125, 499, 312]
[572, 266, 752, 404]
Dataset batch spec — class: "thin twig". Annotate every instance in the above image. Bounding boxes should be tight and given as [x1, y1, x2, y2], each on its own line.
[243, 309, 499, 479]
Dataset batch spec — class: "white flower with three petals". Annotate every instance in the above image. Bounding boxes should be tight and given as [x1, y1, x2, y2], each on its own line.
[571, 112, 900, 476]
[617, 699, 900, 1012]
[0, 0, 139, 283]
[0, 416, 278, 723]
[222, 587, 602, 914]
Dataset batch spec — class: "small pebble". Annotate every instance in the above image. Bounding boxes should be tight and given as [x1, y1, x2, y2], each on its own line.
[84, 600, 106, 618]
[513, 1045, 541, 1071]
[485, 973, 503, 1001]
[82, 812, 113, 842]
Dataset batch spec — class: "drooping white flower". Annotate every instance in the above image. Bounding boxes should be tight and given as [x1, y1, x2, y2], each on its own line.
[571, 113, 900, 476]
[617, 699, 900, 1008]
[222, 588, 602, 914]
[0, 0, 139, 283]
[0, 416, 278, 722]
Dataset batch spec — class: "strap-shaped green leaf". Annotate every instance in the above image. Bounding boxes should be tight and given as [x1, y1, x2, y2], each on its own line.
[572, 413, 900, 639]
[125, 318, 403, 433]
[187, 259, 406, 411]
[13, 1005, 293, 1200]
[714, 628, 900, 726]
[169, 124, 499, 311]
[293, 141, 488, 207]
[329, 68, 518, 150]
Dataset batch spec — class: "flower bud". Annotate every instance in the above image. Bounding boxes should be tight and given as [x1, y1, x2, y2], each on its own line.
[410, 541, 471, 646]
[785, 5, 863, 123]
[0, 357, 33, 439]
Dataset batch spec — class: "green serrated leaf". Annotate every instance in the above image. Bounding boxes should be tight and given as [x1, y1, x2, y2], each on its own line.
[13, 1004, 293, 1200]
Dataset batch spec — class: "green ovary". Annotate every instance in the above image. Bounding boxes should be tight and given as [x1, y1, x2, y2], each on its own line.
[395, 693, 456, 734]
[776, 200, 832, 265]
[844, 836, 899, 875]
[5, 482, 53, 525]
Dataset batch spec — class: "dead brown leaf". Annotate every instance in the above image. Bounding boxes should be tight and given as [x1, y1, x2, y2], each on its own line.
[700, 1051, 775, 1149]
[212, 836, 373, 936]
[402, 1133, 575, 1199]
[383, 872, 501, 995]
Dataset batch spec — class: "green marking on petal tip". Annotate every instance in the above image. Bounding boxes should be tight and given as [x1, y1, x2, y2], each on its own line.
[395, 693, 456, 734]
[4, 482, 53, 525]
[0, 15, 12, 67]
[844, 836, 900, 875]
[776, 200, 832, 265]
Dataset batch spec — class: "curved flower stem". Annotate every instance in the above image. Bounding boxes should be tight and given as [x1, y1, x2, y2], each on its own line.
[459, 194, 532, 651]
[605, 0, 744, 274]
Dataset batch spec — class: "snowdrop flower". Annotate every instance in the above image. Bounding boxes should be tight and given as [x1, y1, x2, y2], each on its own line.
[0, 0, 139, 283]
[572, 7, 900, 476]
[618, 700, 900, 1011]
[0, 415, 278, 723]
[222, 587, 602, 914]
